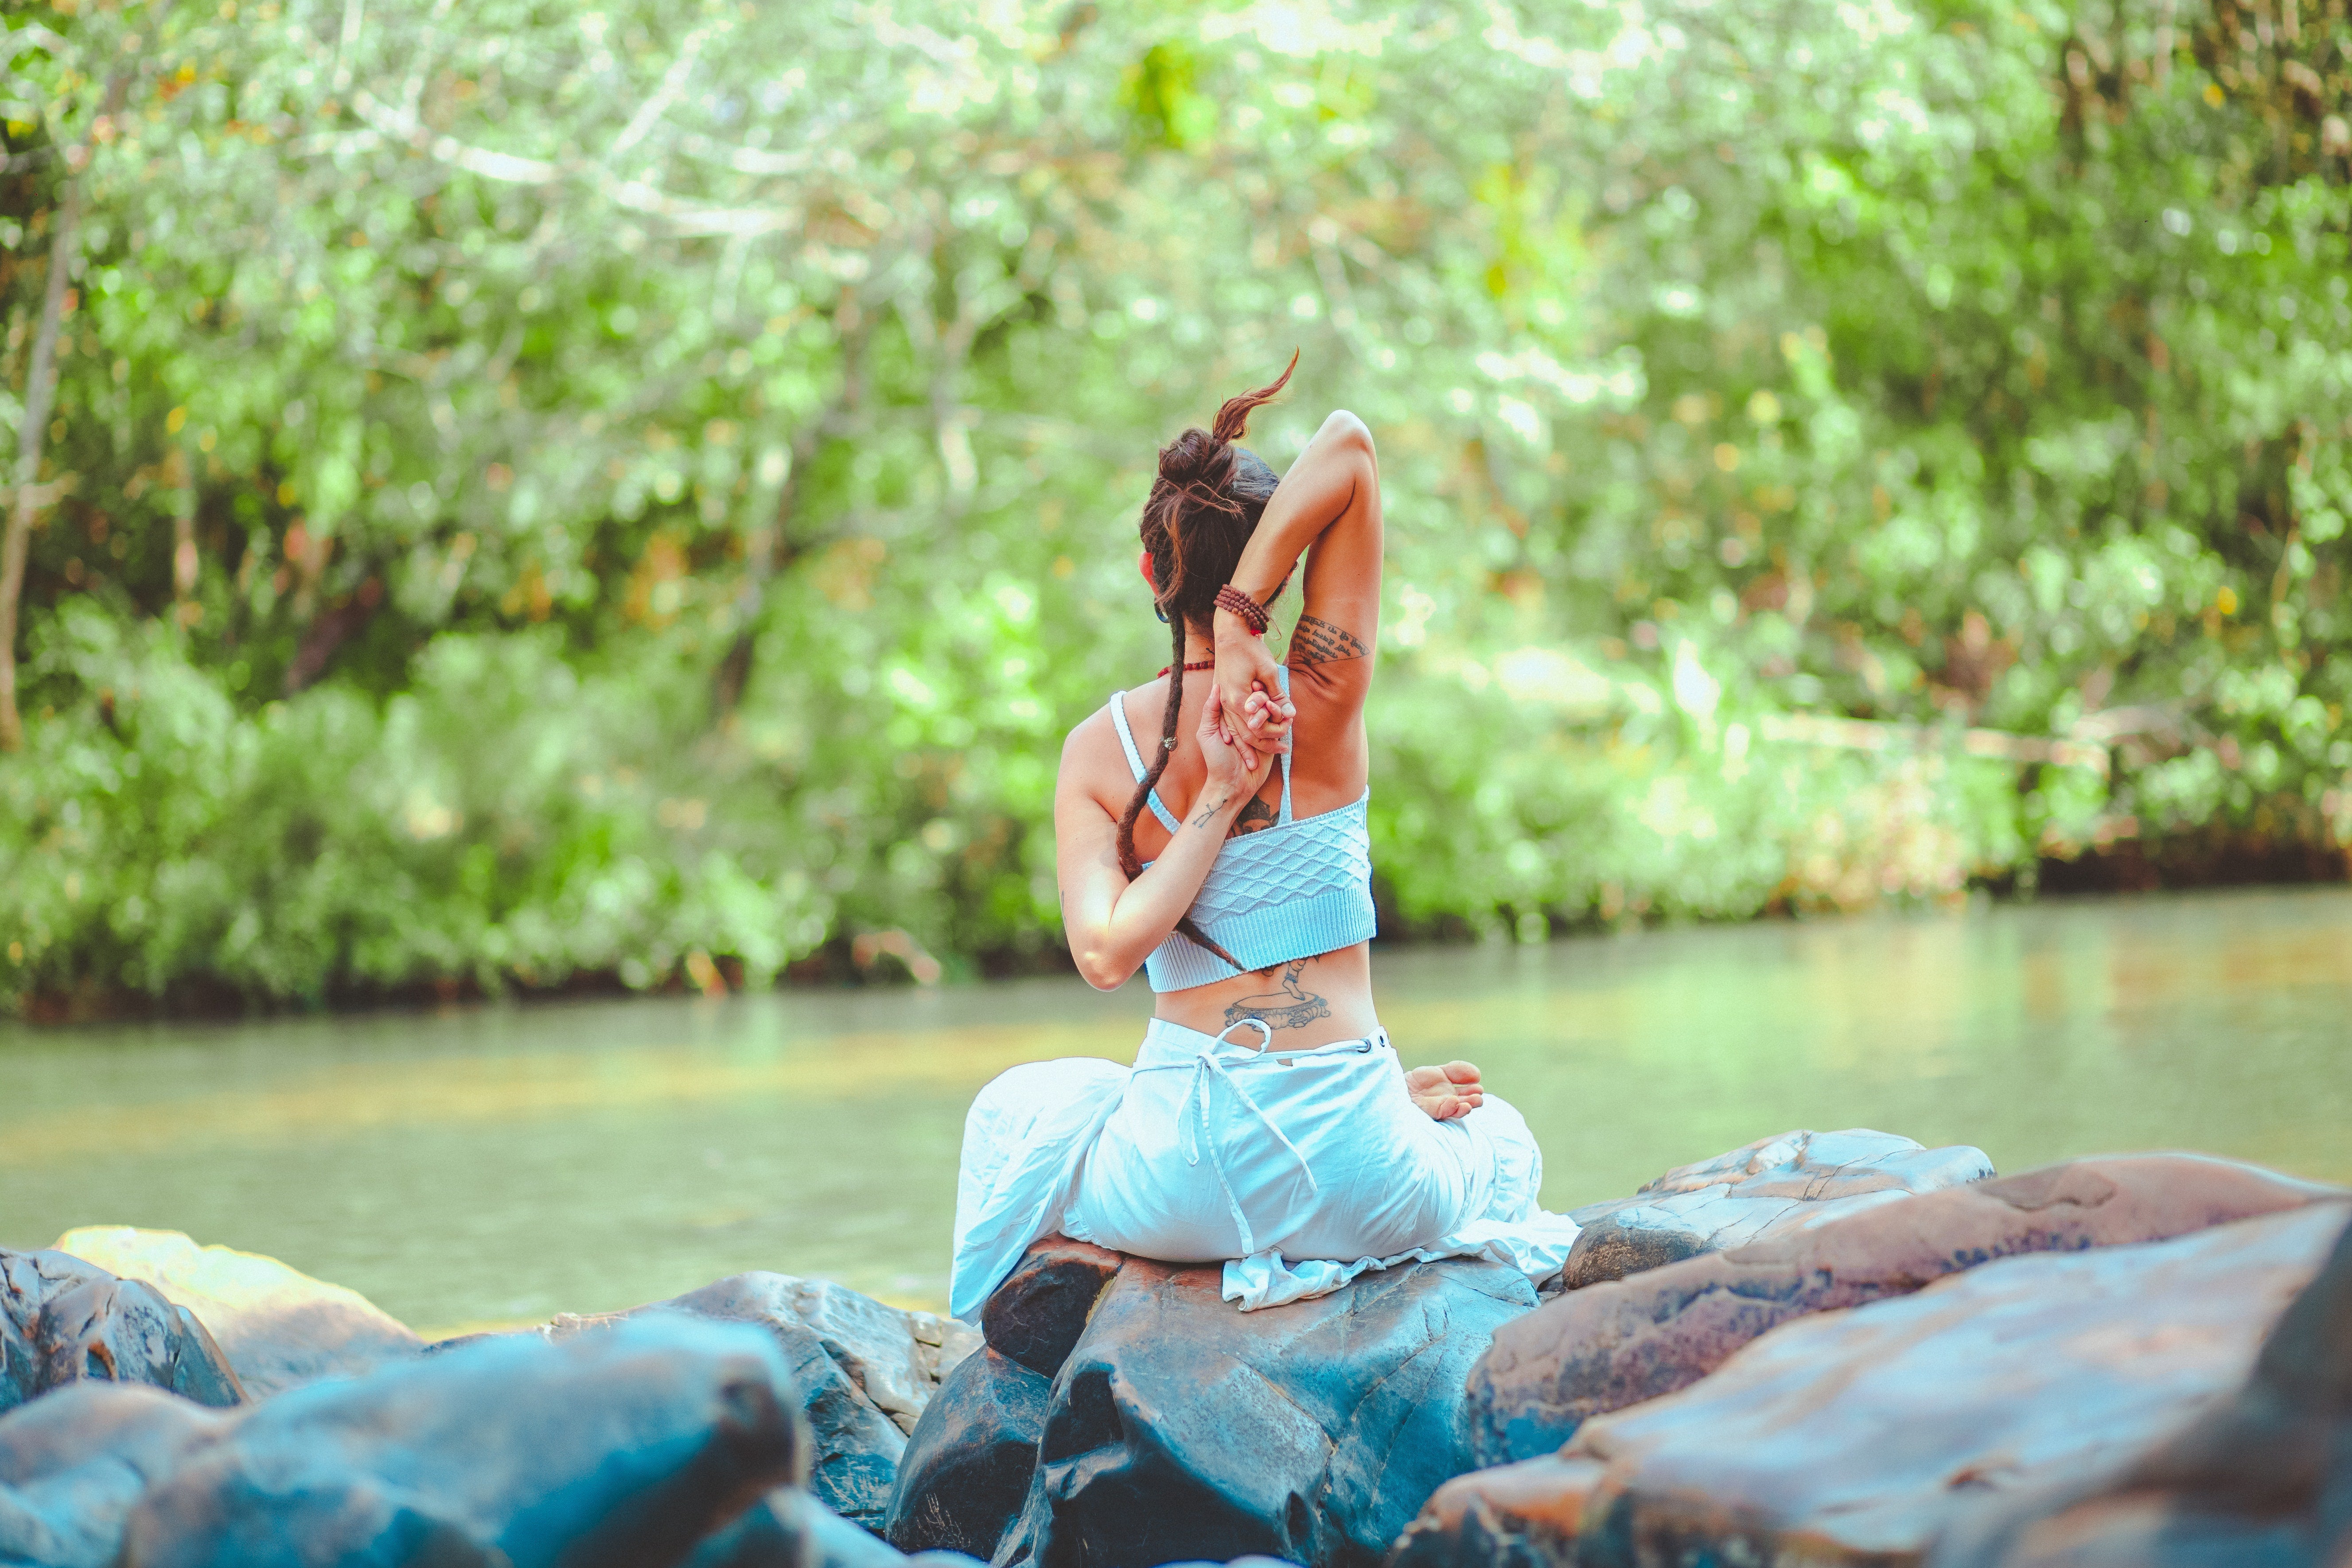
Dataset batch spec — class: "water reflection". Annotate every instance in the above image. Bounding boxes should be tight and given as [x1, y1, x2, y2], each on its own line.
[3, 887, 2345, 1333]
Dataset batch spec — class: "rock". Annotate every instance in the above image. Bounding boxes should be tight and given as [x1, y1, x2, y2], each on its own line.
[1560, 1128, 1995, 1291]
[539, 1271, 975, 1532]
[1929, 1207, 2352, 1568]
[116, 1315, 804, 1568]
[883, 1237, 1115, 1561]
[978, 1237, 1125, 1379]
[884, 1349, 1052, 1560]
[996, 1254, 1539, 1568]
[1, 1250, 244, 1415]
[1395, 1200, 2352, 1568]
[690, 1485, 988, 1568]
[0, 1384, 229, 1568]
[50, 1228, 422, 1400]
[1471, 1152, 2343, 1464]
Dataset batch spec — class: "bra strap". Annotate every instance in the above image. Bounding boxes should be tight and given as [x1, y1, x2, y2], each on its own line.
[1106, 692, 1182, 833]
[1274, 665, 1294, 824]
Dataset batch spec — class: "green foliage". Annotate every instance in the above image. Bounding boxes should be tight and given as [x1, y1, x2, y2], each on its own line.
[2, 0, 2348, 1010]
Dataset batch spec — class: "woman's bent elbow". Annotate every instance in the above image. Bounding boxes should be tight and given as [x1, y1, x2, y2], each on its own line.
[1074, 948, 1136, 991]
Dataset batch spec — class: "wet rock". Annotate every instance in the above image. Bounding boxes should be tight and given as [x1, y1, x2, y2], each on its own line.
[1396, 1200, 2352, 1568]
[690, 1485, 988, 1568]
[1560, 1128, 1994, 1291]
[1, 1250, 244, 1415]
[116, 1315, 803, 1568]
[51, 1228, 422, 1400]
[540, 1272, 976, 1532]
[978, 1237, 1125, 1379]
[1472, 1152, 2342, 1464]
[1930, 1207, 2352, 1568]
[997, 1254, 1538, 1568]
[881, 1237, 1115, 1561]
[884, 1348, 1052, 1560]
[0, 1383, 228, 1568]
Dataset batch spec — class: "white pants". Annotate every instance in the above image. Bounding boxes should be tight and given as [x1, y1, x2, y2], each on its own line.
[947, 1018, 1578, 1320]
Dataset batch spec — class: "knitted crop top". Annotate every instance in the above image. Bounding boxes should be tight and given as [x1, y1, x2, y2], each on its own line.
[1108, 666, 1378, 992]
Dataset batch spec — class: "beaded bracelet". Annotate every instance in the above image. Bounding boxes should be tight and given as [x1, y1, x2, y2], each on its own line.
[1214, 584, 1270, 634]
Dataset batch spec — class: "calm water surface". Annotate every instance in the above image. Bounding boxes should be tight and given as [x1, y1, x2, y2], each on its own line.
[3, 887, 2346, 1334]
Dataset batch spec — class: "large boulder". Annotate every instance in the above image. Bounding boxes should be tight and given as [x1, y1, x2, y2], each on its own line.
[1394, 1200, 2352, 1568]
[51, 1228, 421, 1400]
[1930, 1207, 2352, 1568]
[1471, 1152, 2342, 1464]
[1560, 1128, 1994, 1290]
[690, 1485, 987, 1568]
[886, 1237, 1120, 1561]
[996, 1254, 1539, 1568]
[1, 1250, 244, 1415]
[116, 1315, 804, 1568]
[529, 1272, 978, 1531]
[0, 1384, 229, 1568]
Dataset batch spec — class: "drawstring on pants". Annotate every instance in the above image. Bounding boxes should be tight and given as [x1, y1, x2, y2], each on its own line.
[1138, 1017, 1319, 1257]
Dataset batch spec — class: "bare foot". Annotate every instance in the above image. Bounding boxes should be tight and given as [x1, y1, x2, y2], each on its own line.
[1406, 1061, 1484, 1121]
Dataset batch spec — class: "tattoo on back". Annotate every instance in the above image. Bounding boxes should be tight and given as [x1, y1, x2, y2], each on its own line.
[1222, 958, 1333, 1032]
[1289, 614, 1369, 667]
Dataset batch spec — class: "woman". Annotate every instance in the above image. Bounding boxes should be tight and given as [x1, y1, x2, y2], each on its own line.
[948, 360, 1576, 1321]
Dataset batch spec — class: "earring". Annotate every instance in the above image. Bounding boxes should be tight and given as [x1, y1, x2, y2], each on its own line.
[1154, 604, 1170, 623]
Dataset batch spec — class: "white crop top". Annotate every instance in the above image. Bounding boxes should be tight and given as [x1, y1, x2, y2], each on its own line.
[1108, 667, 1378, 992]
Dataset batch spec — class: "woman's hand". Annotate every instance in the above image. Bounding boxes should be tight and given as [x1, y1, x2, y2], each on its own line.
[1211, 614, 1294, 767]
[1197, 685, 1277, 805]
[1406, 1061, 1484, 1121]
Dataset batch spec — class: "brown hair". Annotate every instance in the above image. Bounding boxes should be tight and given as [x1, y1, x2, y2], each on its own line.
[1119, 352, 1298, 969]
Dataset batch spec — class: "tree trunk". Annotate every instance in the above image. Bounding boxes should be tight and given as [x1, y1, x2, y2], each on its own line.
[0, 70, 130, 751]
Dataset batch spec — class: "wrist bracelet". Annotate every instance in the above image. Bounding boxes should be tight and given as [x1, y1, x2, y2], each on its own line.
[1214, 584, 1270, 634]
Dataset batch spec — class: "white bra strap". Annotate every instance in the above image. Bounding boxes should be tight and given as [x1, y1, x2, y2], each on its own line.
[1106, 691, 1182, 833]
[1107, 690, 1147, 780]
[1274, 665, 1294, 824]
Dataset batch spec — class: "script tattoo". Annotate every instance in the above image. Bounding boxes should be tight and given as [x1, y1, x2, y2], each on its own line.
[1222, 958, 1334, 1032]
[1288, 614, 1369, 667]
[1229, 794, 1278, 838]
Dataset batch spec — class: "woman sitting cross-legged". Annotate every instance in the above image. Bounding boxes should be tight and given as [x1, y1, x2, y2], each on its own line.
[948, 358, 1579, 1320]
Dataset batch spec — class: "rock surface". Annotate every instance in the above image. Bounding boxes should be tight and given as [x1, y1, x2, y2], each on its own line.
[996, 1254, 1539, 1568]
[977, 1238, 1123, 1380]
[1, 1250, 244, 1416]
[0, 1384, 229, 1568]
[885, 1348, 1052, 1561]
[531, 1271, 978, 1532]
[1397, 1200, 2352, 1568]
[1473, 1152, 2342, 1464]
[116, 1315, 803, 1568]
[1560, 1128, 1994, 1290]
[1930, 1206, 2352, 1568]
[887, 1237, 1114, 1563]
[50, 1227, 421, 1400]
[690, 1484, 987, 1568]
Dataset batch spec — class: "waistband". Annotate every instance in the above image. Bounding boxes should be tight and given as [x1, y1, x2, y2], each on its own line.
[1137, 1016, 1390, 1070]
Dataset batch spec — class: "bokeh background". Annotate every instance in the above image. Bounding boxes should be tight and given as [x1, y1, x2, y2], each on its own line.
[5, 0, 2350, 1015]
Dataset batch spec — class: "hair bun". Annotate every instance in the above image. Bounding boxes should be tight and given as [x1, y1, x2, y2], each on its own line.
[1157, 428, 1230, 487]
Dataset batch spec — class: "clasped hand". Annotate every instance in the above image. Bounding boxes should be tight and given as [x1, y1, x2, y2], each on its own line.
[1207, 633, 1295, 772]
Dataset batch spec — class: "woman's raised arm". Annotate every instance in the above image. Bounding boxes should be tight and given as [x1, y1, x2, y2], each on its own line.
[1211, 411, 1381, 746]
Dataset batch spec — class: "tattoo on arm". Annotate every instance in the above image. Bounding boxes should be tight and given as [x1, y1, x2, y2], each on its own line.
[1221, 958, 1335, 1031]
[1288, 614, 1369, 667]
[1228, 795, 1278, 838]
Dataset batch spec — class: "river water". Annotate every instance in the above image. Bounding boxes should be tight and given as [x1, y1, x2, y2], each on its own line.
[3, 887, 2346, 1335]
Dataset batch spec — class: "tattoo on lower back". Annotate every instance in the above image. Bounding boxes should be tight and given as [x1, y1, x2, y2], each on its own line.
[1229, 795, 1278, 837]
[1222, 958, 1333, 1032]
[1288, 613, 1368, 667]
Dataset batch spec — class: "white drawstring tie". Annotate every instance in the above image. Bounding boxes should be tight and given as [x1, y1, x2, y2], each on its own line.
[1135, 1017, 1318, 1257]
